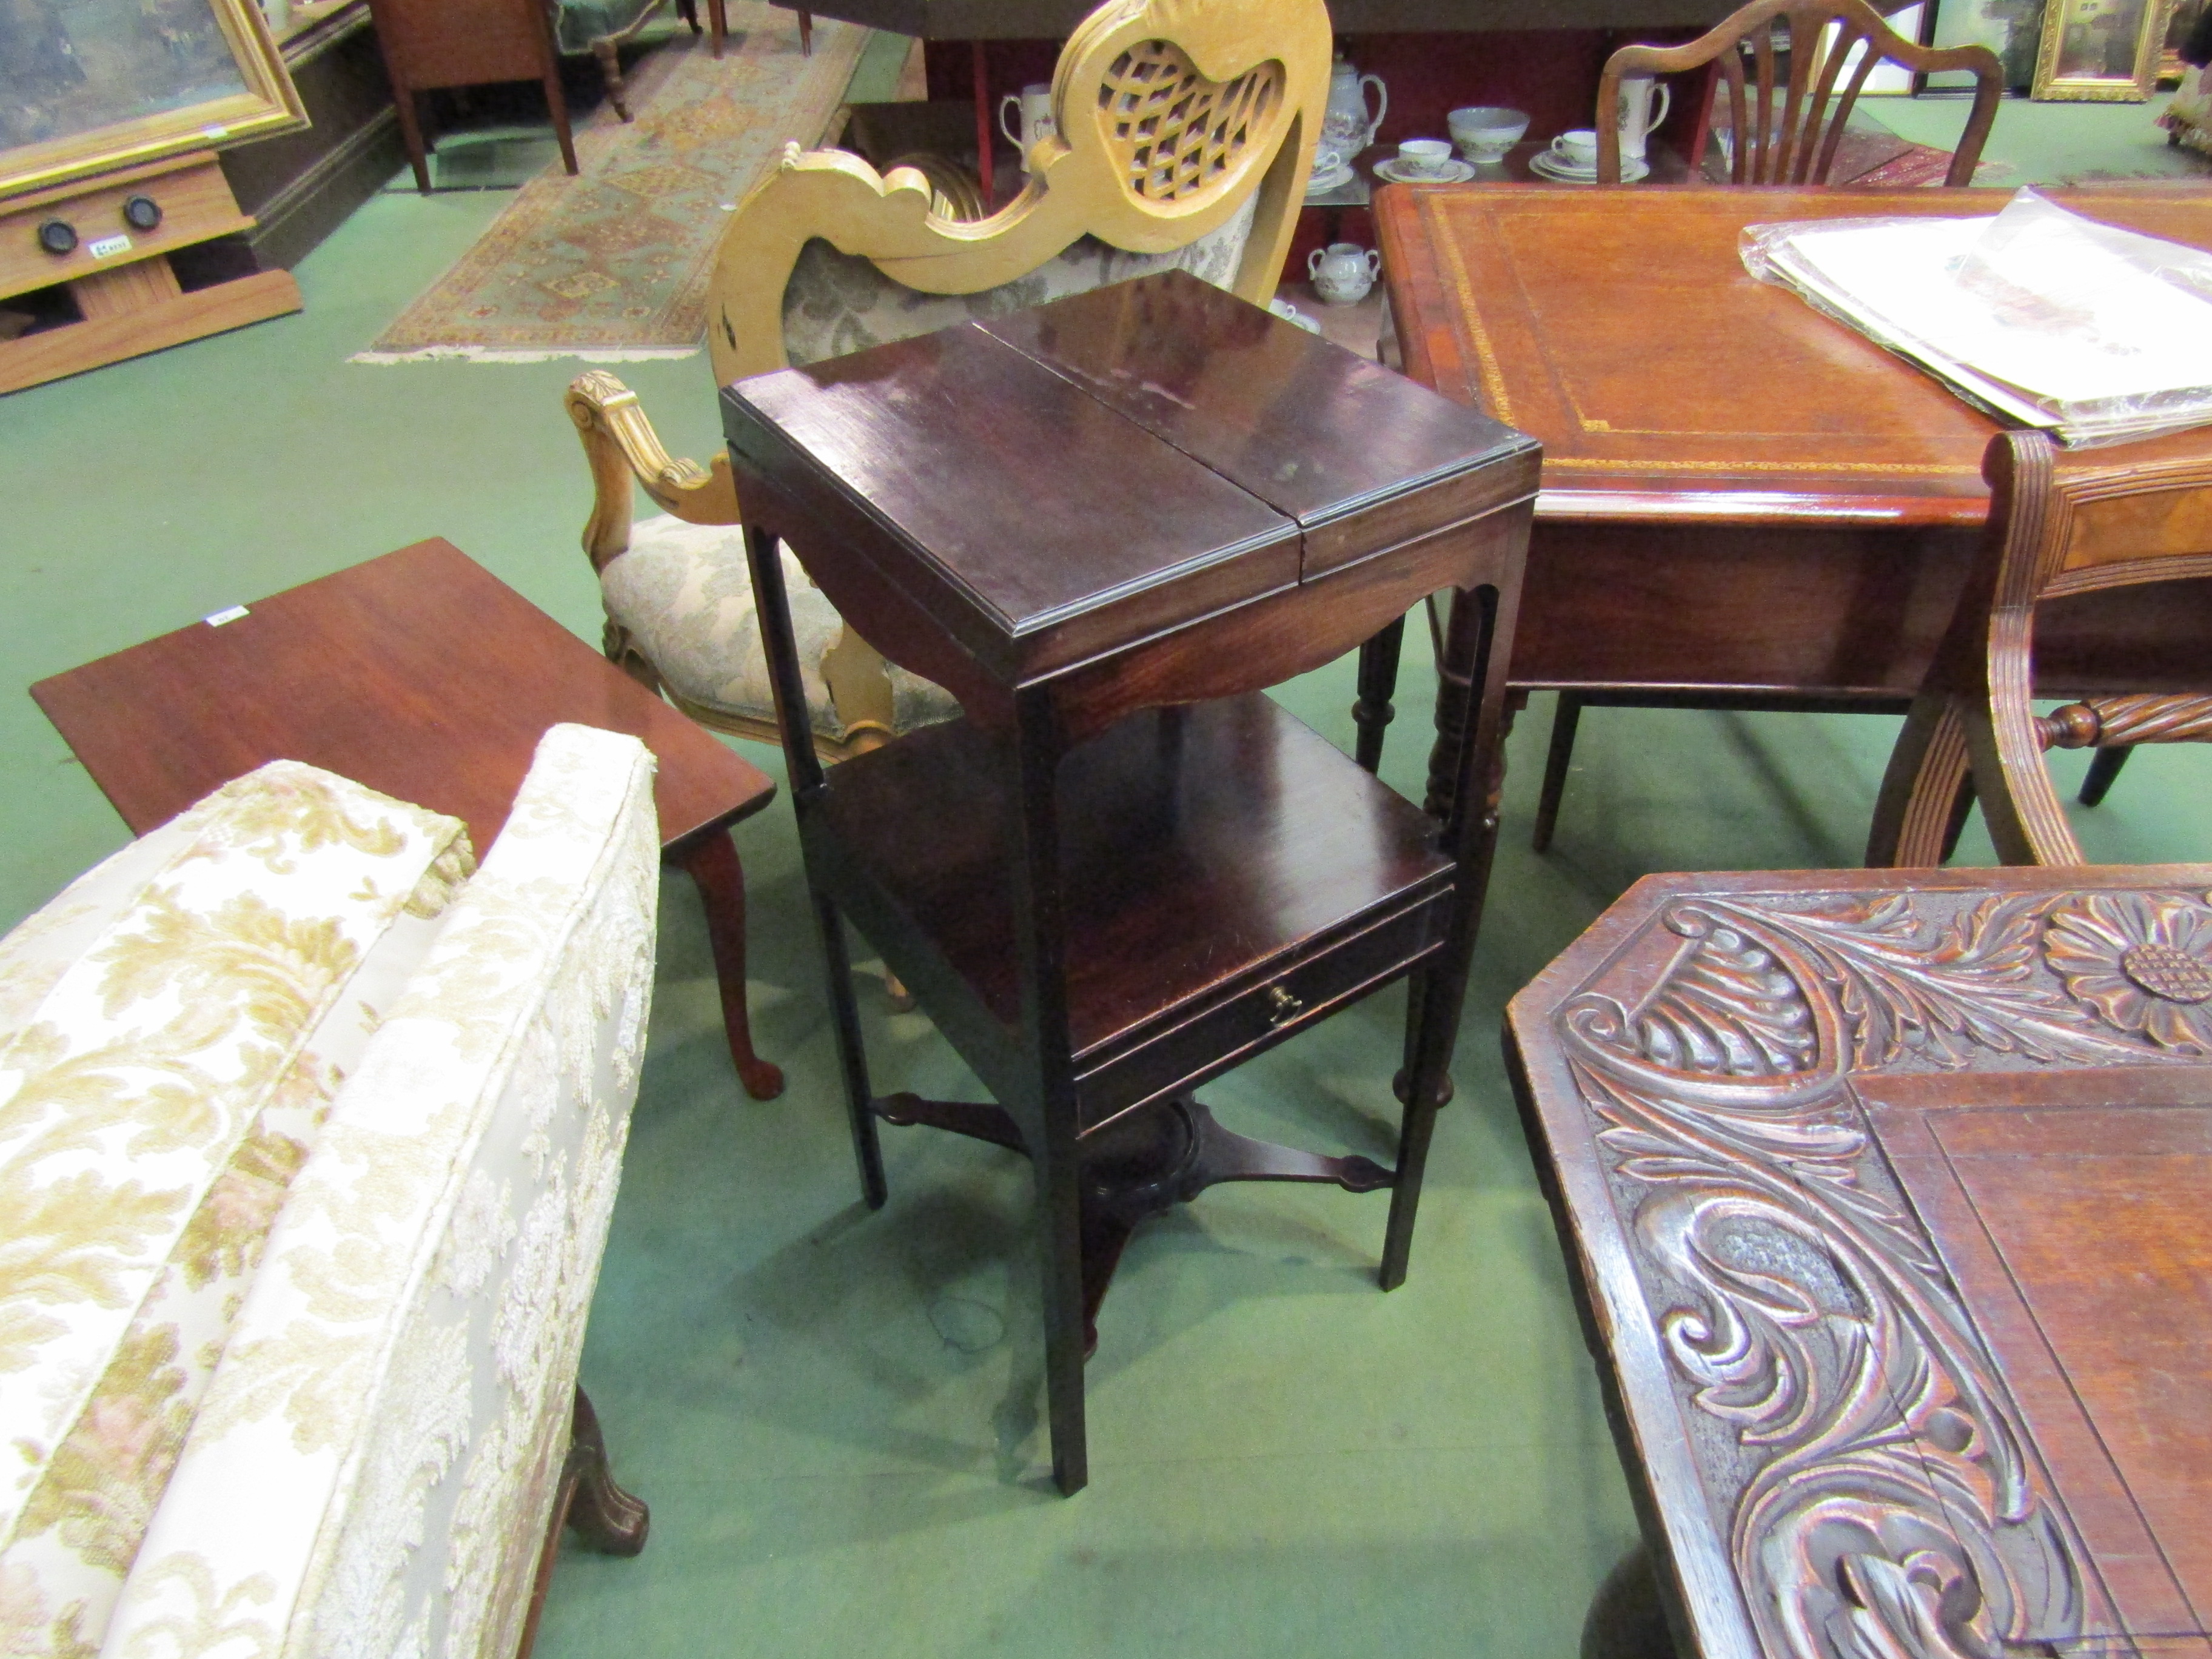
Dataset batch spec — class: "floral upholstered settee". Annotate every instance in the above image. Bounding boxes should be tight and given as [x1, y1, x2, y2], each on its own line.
[0, 723, 657, 1658]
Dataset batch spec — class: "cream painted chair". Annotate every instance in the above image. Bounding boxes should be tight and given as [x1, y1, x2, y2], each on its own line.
[567, 0, 1329, 763]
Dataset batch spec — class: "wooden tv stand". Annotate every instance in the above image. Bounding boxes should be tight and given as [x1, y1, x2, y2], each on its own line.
[1, 152, 302, 395]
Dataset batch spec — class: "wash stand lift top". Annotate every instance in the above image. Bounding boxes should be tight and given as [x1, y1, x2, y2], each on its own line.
[720, 270, 1542, 1496]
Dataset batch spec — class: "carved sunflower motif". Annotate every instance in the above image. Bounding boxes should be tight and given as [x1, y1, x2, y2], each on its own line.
[2044, 892, 2212, 1054]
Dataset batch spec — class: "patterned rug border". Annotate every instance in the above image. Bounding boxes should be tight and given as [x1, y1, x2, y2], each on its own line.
[354, 7, 864, 364]
[351, 346, 704, 364]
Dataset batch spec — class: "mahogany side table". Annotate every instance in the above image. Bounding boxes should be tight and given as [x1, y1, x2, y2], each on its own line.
[29, 538, 784, 1101]
[1507, 864, 2212, 1659]
[722, 270, 1541, 1493]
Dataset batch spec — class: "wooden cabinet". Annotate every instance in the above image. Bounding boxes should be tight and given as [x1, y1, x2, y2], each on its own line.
[363, 0, 577, 191]
[220, 2, 411, 269]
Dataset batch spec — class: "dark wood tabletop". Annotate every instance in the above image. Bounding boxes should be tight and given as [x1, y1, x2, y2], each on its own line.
[1375, 184, 2212, 702]
[29, 538, 775, 855]
[1506, 864, 2212, 1659]
[726, 270, 1535, 732]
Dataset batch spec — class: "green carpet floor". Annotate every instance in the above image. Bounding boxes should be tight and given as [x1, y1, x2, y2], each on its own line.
[1865, 85, 2208, 183]
[1, 65, 2207, 1659]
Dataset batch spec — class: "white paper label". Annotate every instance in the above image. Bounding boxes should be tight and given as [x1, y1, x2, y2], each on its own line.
[203, 605, 249, 627]
[202, 124, 228, 139]
[87, 234, 131, 260]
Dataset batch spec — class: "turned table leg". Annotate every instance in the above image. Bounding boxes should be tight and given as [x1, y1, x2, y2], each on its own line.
[672, 831, 785, 1101]
[1353, 614, 1405, 774]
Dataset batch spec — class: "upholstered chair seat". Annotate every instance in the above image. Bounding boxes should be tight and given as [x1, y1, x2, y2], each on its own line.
[601, 515, 960, 745]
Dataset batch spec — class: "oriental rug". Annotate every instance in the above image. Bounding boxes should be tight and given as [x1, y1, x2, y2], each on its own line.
[356, 3, 865, 363]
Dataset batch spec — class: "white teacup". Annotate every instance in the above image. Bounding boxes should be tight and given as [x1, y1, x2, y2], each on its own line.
[1395, 138, 1455, 178]
[1447, 106, 1528, 164]
[1308, 241, 1381, 304]
[998, 82, 1055, 174]
[1549, 129, 1600, 170]
[1310, 142, 1349, 178]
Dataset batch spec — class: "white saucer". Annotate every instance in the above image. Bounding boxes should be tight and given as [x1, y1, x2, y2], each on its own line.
[1529, 150, 1649, 184]
[1373, 156, 1478, 185]
[1303, 162, 1355, 196]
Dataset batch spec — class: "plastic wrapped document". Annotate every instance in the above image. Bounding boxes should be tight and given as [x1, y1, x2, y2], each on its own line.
[1742, 189, 2212, 446]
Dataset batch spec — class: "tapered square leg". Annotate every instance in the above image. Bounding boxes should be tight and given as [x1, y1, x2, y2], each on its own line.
[1033, 1105, 1089, 1495]
[1533, 691, 1584, 852]
[811, 888, 888, 1209]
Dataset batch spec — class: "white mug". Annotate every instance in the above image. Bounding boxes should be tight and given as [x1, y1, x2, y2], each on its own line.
[1550, 129, 1600, 170]
[1615, 74, 1672, 163]
[1309, 241, 1381, 304]
[999, 82, 1055, 173]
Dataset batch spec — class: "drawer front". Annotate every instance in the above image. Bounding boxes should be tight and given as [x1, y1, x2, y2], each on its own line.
[1075, 886, 1454, 1131]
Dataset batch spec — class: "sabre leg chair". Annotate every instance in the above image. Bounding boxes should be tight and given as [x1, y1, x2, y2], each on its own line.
[1868, 427, 2212, 868]
[1528, 0, 2003, 852]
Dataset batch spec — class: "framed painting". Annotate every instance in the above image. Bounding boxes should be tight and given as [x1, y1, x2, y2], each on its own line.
[1925, 0, 2049, 92]
[2033, 0, 2180, 96]
[0, 0, 307, 203]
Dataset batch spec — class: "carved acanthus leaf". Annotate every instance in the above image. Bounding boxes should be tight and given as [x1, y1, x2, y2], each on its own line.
[1707, 894, 2148, 1070]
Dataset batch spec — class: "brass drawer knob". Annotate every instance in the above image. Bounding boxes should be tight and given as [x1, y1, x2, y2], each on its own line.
[1265, 984, 1304, 1026]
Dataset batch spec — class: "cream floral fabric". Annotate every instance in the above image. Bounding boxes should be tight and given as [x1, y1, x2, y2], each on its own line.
[600, 516, 960, 740]
[0, 765, 474, 1658]
[777, 193, 1259, 367]
[104, 725, 659, 1659]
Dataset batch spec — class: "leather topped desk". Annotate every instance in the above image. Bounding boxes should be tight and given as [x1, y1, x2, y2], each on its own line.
[1507, 864, 2212, 1659]
[1375, 185, 2212, 706]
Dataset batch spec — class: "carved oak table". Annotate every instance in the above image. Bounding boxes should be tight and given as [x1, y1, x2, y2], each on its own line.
[722, 269, 1539, 1495]
[1506, 864, 2212, 1659]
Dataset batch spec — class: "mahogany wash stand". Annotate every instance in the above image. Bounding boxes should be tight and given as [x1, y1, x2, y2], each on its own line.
[722, 271, 1540, 1493]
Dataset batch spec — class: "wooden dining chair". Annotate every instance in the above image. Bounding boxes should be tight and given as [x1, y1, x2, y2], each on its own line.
[1595, 0, 2002, 186]
[1867, 427, 2212, 867]
[1527, 0, 2003, 850]
[566, 0, 1328, 768]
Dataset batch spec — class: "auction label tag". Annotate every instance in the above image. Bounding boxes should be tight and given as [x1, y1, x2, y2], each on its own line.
[204, 606, 250, 627]
[87, 234, 132, 260]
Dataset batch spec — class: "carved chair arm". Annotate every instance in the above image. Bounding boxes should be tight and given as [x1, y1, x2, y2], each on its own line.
[566, 370, 740, 571]
[564, 369, 903, 743]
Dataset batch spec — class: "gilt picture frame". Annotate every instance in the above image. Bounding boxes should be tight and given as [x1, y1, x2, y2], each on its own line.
[0, 0, 307, 204]
[2031, 0, 2180, 98]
